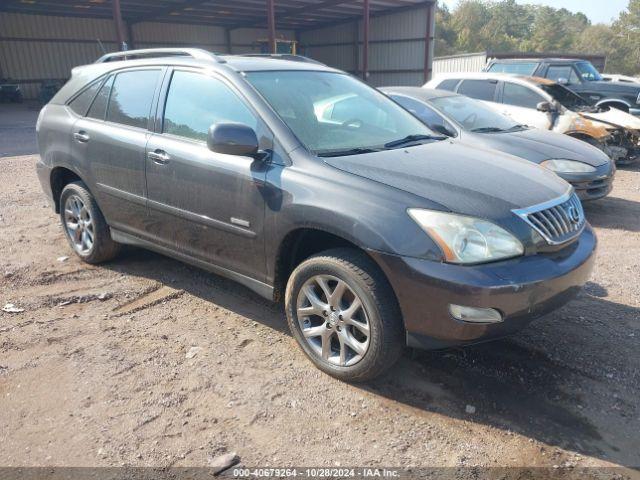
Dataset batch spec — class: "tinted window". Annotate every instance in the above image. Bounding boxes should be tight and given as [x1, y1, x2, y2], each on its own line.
[575, 61, 603, 82]
[458, 80, 497, 101]
[437, 79, 460, 91]
[87, 75, 114, 120]
[163, 71, 257, 142]
[488, 62, 538, 75]
[546, 66, 580, 84]
[502, 82, 545, 109]
[69, 78, 103, 116]
[391, 95, 456, 134]
[431, 95, 521, 132]
[106, 70, 160, 128]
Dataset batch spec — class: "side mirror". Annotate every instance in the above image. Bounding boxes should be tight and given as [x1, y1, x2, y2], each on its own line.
[557, 77, 569, 86]
[536, 101, 555, 113]
[207, 122, 259, 157]
[431, 123, 455, 137]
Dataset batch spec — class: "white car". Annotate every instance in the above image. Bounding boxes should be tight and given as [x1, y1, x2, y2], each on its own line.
[601, 74, 640, 84]
[425, 73, 640, 164]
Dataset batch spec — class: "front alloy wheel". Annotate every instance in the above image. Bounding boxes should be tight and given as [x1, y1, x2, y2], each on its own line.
[297, 274, 370, 367]
[285, 248, 404, 382]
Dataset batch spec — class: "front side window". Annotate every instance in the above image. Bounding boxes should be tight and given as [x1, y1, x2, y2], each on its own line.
[163, 71, 257, 142]
[458, 80, 497, 102]
[430, 95, 522, 132]
[69, 78, 104, 116]
[106, 70, 161, 129]
[546, 66, 580, 84]
[487, 62, 538, 76]
[575, 62, 602, 82]
[245, 71, 435, 156]
[502, 82, 545, 109]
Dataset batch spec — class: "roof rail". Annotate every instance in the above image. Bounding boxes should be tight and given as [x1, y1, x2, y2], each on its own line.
[236, 54, 326, 66]
[95, 48, 226, 64]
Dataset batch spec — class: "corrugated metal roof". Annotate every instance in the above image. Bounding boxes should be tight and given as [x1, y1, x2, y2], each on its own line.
[0, 0, 434, 31]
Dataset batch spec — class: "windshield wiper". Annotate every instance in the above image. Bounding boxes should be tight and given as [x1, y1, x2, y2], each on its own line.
[384, 134, 445, 149]
[470, 126, 506, 133]
[317, 147, 381, 158]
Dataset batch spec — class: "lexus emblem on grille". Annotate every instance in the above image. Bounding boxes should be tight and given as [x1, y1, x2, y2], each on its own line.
[567, 205, 580, 224]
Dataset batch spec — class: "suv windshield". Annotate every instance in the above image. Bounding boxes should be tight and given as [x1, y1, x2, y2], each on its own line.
[575, 61, 602, 82]
[245, 71, 437, 156]
[540, 84, 592, 111]
[431, 95, 523, 133]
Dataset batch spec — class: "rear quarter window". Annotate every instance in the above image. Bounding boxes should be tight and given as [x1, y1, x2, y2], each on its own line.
[436, 79, 460, 91]
[68, 78, 103, 116]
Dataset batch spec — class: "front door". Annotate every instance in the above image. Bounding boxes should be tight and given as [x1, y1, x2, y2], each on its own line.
[145, 69, 270, 282]
[498, 81, 553, 129]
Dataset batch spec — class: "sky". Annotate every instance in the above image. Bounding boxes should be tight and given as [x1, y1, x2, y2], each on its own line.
[439, 0, 629, 24]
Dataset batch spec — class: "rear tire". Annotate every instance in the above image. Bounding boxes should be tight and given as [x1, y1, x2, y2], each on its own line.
[59, 181, 121, 264]
[285, 248, 404, 382]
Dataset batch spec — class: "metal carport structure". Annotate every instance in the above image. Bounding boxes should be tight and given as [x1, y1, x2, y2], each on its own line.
[0, 0, 436, 99]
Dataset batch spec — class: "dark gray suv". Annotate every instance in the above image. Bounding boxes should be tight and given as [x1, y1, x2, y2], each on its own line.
[36, 49, 596, 381]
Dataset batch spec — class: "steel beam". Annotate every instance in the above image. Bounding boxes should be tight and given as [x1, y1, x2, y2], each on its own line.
[362, 0, 370, 81]
[111, 0, 127, 50]
[267, 0, 277, 54]
[423, 1, 435, 83]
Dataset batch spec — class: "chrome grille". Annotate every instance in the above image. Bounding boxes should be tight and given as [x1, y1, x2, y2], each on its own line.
[513, 191, 585, 245]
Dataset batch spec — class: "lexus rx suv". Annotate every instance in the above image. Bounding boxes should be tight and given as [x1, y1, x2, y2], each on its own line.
[36, 49, 596, 381]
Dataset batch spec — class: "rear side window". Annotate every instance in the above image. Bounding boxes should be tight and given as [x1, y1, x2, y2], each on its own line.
[436, 79, 460, 91]
[546, 66, 580, 84]
[458, 80, 497, 101]
[68, 79, 103, 116]
[87, 75, 114, 120]
[487, 62, 538, 75]
[162, 71, 257, 142]
[106, 70, 161, 129]
[502, 82, 545, 109]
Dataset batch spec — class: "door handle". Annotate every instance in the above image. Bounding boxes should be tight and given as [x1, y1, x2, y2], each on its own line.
[73, 131, 90, 143]
[148, 150, 170, 165]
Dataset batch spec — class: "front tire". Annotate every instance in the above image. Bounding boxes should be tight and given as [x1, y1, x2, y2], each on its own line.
[59, 181, 121, 264]
[285, 248, 404, 382]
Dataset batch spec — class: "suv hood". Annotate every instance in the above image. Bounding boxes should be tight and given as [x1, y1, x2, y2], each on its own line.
[323, 140, 569, 220]
[467, 128, 610, 166]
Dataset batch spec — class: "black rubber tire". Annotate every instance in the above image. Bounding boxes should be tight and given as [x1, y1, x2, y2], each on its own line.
[59, 181, 121, 264]
[285, 248, 404, 382]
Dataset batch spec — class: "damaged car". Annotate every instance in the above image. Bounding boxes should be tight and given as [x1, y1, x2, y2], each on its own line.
[381, 86, 615, 201]
[425, 73, 640, 165]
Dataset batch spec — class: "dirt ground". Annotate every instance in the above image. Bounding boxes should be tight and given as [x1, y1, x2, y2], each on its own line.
[0, 151, 639, 475]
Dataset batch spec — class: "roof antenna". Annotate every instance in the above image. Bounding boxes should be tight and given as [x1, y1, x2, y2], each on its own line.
[96, 39, 107, 55]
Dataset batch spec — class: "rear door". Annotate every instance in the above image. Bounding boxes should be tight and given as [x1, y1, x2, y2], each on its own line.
[144, 68, 270, 281]
[71, 68, 163, 236]
[497, 81, 552, 129]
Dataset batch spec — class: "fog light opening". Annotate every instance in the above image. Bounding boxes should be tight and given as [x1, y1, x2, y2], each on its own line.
[449, 304, 503, 324]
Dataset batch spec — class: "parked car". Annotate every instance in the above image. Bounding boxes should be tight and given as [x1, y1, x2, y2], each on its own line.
[381, 86, 615, 201]
[37, 48, 596, 381]
[601, 74, 640, 85]
[425, 73, 640, 165]
[485, 58, 640, 116]
[0, 82, 23, 103]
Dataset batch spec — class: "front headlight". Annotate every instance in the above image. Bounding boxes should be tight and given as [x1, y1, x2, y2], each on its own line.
[541, 159, 597, 173]
[408, 209, 524, 264]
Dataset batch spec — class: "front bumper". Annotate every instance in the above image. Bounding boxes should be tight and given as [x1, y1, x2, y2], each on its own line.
[561, 162, 615, 201]
[369, 226, 597, 350]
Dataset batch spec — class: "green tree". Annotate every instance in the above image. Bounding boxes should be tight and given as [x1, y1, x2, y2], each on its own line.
[524, 6, 573, 52]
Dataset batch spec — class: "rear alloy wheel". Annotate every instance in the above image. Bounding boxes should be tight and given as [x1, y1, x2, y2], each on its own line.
[285, 248, 404, 382]
[59, 181, 121, 264]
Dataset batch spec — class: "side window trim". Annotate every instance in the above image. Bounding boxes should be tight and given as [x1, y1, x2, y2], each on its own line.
[103, 66, 165, 132]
